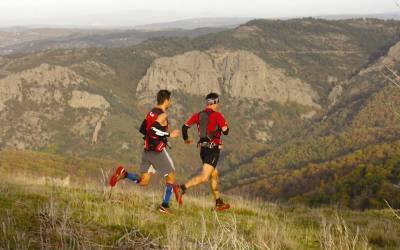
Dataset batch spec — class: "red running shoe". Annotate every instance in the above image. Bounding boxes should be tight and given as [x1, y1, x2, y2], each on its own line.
[215, 199, 231, 212]
[159, 204, 172, 214]
[109, 166, 126, 187]
[173, 184, 183, 205]
[215, 203, 231, 211]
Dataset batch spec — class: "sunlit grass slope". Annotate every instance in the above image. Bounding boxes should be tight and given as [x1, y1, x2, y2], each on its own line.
[0, 150, 399, 249]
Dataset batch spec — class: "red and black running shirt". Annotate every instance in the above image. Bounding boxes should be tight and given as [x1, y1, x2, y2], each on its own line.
[140, 108, 168, 151]
[184, 108, 228, 145]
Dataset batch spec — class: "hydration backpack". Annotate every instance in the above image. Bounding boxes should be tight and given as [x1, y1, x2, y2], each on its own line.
[198, 110, 219, 143]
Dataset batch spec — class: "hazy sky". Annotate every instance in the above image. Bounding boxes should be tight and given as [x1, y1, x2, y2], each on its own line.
[0, 0, 399, 27]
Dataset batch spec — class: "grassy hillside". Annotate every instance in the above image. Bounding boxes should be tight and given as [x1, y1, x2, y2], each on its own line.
[222, 84, 400, 209]
[0, 150, 117, 182]
[1, 151, 400, 249]
[219, 43, 400, 210]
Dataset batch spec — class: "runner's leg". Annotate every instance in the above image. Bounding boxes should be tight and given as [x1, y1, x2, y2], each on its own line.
[138, 172, 152, 186]
[184, 164, 214, 189]
[136, 150, 155, 186]
[126, 172, 141, 183]
[161, 171, 176, 208]
[210, 168, 220, 200]
[165, 171, 176, 183]
[146, 149, 179, 209]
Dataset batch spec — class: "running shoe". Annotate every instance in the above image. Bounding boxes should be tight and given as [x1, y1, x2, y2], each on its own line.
[159, 204, 172, 214]
[109, 166, 126, 187]
[215, 199, 231, 211]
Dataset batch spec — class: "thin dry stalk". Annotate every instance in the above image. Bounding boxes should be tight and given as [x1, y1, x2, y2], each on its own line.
[0, 211, 33, 250]
[319, 214, 369, 250]
[38, 198, 86, 249]
[100, 167, 113, 200]
[382, 65, 400, 120]
[384, 200, 400, 221]
[116, 225, 161, 249]
[394, 0, 400, 9]
[383, 65, 400, 89]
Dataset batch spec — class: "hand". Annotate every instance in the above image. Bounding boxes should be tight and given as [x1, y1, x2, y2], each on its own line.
[170, 129, 180, 138]
[185, 139, 194, 145]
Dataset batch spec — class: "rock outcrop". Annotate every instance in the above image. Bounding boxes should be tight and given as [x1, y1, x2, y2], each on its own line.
[381, 42, 400, 68]
[71, 60, 117, 78]
[137, 51, 221, 98]
[0, 63, 110, 149]
[137, 50, 320, 107]
[68, 90, 110, 110]
[0, 63, 84, 111]
[360, 41, 400, 75]
[91, 110, 109, 144]
[328, 84, 344, 107]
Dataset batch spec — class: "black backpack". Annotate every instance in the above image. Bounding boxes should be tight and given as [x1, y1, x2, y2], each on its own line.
[198, 110, 219, 143]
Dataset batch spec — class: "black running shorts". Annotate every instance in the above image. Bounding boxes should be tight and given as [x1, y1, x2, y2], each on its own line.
[200, 147, 220, 168]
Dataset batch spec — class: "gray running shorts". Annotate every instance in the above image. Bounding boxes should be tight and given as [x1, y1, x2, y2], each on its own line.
[139, 149, 175, 176]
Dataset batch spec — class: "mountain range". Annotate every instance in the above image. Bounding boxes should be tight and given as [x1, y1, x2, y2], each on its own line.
[1, 17, 400, 209]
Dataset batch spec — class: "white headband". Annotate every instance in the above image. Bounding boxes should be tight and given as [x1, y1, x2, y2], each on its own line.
[206, 97, 219, 104]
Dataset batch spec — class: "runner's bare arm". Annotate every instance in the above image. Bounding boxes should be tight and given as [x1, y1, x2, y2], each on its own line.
[156, 113, 168, 126]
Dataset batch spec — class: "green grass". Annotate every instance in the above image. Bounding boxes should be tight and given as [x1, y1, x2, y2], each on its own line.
[1, 173, 399, 249]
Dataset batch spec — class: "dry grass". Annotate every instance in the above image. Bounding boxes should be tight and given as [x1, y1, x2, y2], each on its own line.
[319, 215, 369, 250]
[385, 200, 400, 222]
[0, 211, 33, 250]
[1, 175, 399, 249]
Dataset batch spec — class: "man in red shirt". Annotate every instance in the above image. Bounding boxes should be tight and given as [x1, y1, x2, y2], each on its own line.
[109, 90, 181, 214]
[180, 92, 230, 211]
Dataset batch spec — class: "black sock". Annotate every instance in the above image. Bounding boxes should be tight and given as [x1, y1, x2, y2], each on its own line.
[180, 184, 187, 193]
[216, 198, 223, 206]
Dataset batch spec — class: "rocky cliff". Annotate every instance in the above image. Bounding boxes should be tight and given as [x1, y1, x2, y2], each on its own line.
[137, 50, 320, 108]
[0, 63, 110, 149]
